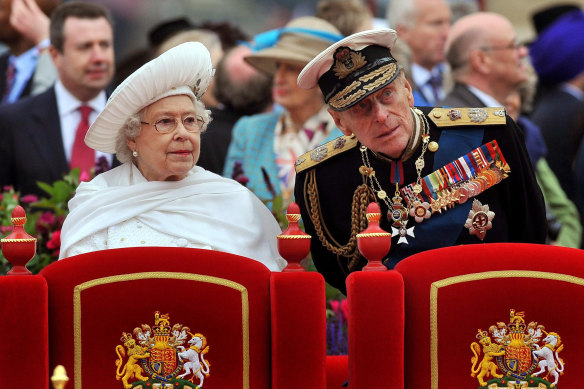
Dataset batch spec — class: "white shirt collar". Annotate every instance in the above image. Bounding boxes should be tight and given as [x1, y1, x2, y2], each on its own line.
[411, 63, 444, 86]
[560, 82, 584, 102]
[54, 80, 107, 115]
[467, 85, 502, 107]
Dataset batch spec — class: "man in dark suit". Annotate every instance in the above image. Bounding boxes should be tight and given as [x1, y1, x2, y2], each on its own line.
[0, 0, 61, 104]
[386, 0, 451, 106]
[0, 1, 115, 197]
[440, 12, 529, 109]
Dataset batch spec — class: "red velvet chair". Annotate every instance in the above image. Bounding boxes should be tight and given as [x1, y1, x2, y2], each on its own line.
[1, 247, 328, 389]
[345, 270, 404, 389]
[393, 243, 584, 388]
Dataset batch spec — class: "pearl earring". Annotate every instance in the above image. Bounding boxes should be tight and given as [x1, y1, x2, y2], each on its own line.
[132, 150, 138, 157]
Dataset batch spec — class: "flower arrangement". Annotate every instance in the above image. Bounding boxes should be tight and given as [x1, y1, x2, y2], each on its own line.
[0, 169, 83, 275]
[0, 156, 111, 275]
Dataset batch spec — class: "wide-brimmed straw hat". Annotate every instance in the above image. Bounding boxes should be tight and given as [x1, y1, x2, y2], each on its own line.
[298, 29, 399, 111]
[85, 41, 214, 153]
[244, 16, 344, 75]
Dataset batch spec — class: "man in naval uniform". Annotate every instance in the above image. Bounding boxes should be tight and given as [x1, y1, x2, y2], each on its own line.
[293, 29, 547, 294]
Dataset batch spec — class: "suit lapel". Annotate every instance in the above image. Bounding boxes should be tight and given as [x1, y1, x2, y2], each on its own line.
[0, 53, 9, 98]
[27, 87, 69, 177]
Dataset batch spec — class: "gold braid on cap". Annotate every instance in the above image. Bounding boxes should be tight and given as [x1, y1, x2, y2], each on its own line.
[329, 62, 398, 110]
[304, 169, 376, 272]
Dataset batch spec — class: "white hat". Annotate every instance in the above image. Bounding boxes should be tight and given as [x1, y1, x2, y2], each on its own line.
[297, 29, 399, 111]
[86, 41, 214, 153]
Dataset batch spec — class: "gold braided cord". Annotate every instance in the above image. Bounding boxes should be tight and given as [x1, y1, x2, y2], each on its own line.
[304, 170, 375, 269]
[359, 62, 396, 82]
[329, 84, 366, 110]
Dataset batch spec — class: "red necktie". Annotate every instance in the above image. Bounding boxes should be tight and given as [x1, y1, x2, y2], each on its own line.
[70, 105, 95, 175]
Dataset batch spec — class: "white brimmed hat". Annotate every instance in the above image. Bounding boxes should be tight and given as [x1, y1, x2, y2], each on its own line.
[297, 29, 399, 111]
[86, 41, 214, 153]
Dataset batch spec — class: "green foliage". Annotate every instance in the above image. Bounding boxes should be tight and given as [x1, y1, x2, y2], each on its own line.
[0, 169, 82, 275]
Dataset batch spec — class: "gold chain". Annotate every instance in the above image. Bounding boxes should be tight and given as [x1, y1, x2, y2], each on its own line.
[359, 107, 430, 215]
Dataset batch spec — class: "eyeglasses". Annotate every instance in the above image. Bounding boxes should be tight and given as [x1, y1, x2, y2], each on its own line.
[480, 41, 524, 52]
[141, 115, 205, 133]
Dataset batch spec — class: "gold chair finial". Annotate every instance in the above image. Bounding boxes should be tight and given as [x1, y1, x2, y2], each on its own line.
[51, 365, 69, 389]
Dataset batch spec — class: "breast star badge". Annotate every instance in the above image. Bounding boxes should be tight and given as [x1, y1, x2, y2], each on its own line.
[464, 199, 494, 240]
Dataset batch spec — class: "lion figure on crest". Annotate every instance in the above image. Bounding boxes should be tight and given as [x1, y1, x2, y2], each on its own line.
[178, 332, 211, 387]
[115, 333, 150, 389]
[532, 332, 565, 387]
[471, 330, 505, 387]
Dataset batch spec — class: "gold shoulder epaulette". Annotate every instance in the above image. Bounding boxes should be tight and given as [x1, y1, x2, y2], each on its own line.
[295, 134, 359, 173]
[428, 107, 506, 127]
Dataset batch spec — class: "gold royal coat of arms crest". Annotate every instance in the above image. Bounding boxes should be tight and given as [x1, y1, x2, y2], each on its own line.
[470, 309, 565, 388]
[115, 311, 210, 389]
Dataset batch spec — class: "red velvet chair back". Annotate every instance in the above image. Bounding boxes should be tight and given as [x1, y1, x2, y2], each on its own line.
[394, 243, 584, 388]
[39, 247, 276, 389]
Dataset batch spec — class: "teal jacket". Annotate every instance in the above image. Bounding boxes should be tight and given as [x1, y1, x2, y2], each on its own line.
[223, 111, 342, 202]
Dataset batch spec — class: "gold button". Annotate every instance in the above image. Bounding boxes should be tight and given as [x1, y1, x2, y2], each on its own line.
[428, 141, 439, 152]
[141, 241, 146, 244]
[433, 111, 442, 118]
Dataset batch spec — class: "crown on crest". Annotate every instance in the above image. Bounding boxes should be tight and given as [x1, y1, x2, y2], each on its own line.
[476, 328, 489, 340]
[508, 309, 526, 333]
[152, 311, 171, 337]
[120, 332, 133, 344]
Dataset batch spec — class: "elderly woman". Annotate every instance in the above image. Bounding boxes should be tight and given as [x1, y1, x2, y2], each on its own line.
[222, 16, 344, 202]
[58, 42, 285, 271]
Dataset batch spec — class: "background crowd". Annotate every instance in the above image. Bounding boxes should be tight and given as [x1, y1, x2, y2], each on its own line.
[0, 0, 583, 267]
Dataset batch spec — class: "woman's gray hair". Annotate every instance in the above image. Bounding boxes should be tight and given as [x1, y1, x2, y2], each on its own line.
[115, 98, 211, 164]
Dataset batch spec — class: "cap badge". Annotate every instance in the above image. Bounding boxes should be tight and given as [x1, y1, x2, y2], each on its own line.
[333, 47, 367, 79]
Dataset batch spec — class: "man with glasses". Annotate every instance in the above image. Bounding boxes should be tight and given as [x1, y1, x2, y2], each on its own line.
[440, 12, 529, 108]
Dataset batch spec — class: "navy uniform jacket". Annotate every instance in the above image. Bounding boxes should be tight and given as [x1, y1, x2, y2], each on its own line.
[294, 106, 547, 294]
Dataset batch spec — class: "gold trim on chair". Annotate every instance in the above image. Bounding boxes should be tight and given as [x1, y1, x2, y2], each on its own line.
[73, 272, 250, 389]
[429, 270, 584, 389]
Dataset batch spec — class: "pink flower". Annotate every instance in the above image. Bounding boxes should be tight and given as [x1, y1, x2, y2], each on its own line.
[340, 299, 348, 321]
[35, 211, 63, 235]
[20, 194, 39, 204]
[46, 230, 61, 257]
[330, 300, 340, 314]
[79, 171, 91, 182]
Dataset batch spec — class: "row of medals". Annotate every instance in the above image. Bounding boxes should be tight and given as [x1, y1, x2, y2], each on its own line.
[376, 149, 507, 244]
